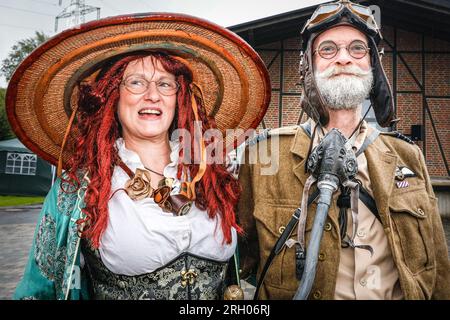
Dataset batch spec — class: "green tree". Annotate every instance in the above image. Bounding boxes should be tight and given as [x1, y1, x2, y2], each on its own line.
[0, 87, 15, 140]
[1, 31, 49, 82]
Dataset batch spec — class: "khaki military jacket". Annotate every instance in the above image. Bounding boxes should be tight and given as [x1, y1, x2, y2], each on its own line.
[237, 126, 450, 300]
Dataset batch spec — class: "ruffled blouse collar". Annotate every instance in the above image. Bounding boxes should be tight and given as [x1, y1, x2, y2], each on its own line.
[115, 138, 181, 191]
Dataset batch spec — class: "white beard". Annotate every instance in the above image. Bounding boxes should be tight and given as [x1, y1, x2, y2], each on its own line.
[315, 64, 373, 110]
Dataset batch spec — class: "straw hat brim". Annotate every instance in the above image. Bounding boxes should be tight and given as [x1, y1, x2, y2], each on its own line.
[6, 13, 270, 168]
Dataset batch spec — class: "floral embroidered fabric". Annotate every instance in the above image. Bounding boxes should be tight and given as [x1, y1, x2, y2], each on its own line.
[81, 239, 228, 300]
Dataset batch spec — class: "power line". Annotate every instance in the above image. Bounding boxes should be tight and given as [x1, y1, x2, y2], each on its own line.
[98, 0, 121, 13]
[24, 0, 59, 6]
[0, 4, 55, 17]
[133, 0, 156, 12]
[0, 22, 53, 33]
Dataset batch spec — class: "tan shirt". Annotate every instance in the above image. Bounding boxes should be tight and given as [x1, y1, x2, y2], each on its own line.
[312, 120, 404, 300]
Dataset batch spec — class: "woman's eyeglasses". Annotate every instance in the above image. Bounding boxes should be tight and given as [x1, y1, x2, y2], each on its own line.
[314, 40, 370, 60]
[121, 76, 179, 96]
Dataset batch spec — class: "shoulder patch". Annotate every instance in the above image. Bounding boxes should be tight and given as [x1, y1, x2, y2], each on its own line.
[245, 126, 299, 146]
[269, 125, 300, 136]
[380, 131, 415, 145]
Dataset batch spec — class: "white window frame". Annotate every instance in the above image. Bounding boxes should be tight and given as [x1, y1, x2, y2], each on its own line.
[5, 152, 37, 176]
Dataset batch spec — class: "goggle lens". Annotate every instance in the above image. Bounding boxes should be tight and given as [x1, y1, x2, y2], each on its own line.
[309, 3, 341, 25]
[306, 1, 379, 32]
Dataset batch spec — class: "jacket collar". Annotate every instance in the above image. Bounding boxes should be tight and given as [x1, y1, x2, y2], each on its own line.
[289, 122, 397, 217]
[290, 126, 311, 187]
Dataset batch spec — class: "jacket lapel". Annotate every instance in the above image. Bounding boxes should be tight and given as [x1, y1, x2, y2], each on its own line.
[290, 127, 398, 229]
[365, 138, 397, 222]
[61, 179, 88, 300]
[290, 127, 311, 187]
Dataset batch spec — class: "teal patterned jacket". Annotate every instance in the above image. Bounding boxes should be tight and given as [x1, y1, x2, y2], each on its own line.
[14, 177, 91, 300]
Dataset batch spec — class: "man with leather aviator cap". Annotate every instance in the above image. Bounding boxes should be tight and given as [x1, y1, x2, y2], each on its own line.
[237, 0, 450, 300]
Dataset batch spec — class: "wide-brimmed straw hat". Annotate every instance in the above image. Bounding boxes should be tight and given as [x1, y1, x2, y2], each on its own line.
[6, 13, 271, 168]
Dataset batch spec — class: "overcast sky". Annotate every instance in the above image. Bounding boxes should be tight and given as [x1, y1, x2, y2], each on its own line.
[0, 0, 328, 87]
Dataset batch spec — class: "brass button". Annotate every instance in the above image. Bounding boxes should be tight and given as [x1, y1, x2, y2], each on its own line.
[313, 290, 322, 299]
[324, 223, 332, 231]
[318, 252, 326, 261]
[278, 226, 286, 234]
[417, 208, 425, 216]
[239, 269, 243, 274]
[181, 269, 198, 288]
[357, 229, 366, 238]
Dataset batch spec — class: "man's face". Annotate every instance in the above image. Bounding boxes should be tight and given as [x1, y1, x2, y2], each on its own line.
[313, 25, 373, 110]
[313, 25, 371, 73]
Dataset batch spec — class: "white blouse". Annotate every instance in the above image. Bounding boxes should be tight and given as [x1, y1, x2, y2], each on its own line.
[98, 138, 237, 276]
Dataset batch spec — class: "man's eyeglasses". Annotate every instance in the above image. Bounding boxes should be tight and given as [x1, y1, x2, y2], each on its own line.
[121, 76, 179, 96]
[314, 40, 370, 60]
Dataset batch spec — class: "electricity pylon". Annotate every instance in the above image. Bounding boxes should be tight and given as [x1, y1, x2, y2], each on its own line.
[55, 0, 100, 32]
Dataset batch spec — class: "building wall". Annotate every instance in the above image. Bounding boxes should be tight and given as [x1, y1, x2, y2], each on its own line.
[254, 24, 450, 178]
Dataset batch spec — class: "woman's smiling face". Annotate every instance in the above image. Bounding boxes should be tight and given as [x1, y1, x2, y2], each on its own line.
[118, 56, 177, 142]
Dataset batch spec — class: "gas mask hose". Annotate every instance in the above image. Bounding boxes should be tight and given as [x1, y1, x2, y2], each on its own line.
[293, 129, 357, 300]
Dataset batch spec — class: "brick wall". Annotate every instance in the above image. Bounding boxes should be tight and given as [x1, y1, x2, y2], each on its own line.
[254, 24, 450, 177]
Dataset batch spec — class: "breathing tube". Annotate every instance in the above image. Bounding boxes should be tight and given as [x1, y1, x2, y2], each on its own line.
[293, 128, 358, 300]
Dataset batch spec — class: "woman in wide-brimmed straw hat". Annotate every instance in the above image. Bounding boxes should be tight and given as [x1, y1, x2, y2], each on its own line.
[8, 13, 270, 300]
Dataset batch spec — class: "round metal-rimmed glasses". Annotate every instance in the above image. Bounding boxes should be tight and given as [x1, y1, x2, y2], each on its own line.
[314, 40, 370, 60]
[121, 76, 180, 96]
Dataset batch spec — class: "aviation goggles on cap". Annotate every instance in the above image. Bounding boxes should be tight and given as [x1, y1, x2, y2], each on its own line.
[301, 0, 381, 43]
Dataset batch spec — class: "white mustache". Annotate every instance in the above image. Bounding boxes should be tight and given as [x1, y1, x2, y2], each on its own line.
[316, 65, 371, 79]
[314, 64, 374, 110]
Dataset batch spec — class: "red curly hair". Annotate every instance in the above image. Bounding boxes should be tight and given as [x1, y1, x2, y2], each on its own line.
[63, 51, 242, 248]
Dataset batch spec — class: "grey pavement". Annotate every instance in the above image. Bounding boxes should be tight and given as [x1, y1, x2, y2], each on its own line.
[0, 204, 449, 300]
[0, 205, 40, 300]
